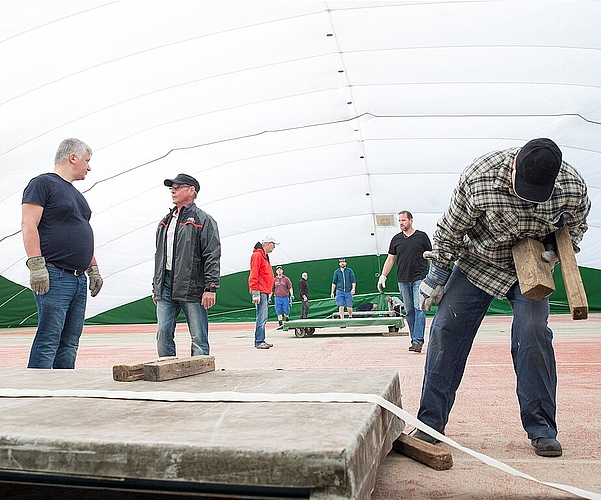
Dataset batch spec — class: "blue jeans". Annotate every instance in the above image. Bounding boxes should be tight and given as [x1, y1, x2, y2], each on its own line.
[28, 266, 87, 369]
[156, 274, 209, 356]
[254, 293, 269, 345]
[418, 267, 558, 440]
[398, 280, 426, 345]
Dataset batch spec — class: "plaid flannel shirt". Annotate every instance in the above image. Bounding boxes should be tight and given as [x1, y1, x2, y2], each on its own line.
[430, 147, 591, 298]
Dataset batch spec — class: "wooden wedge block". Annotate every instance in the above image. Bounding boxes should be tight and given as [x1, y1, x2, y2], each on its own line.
[113, 357, 177, 382]
[144, 355, 215, 382]
[393, 433, 453, 471]
[512, 237, 555, 300]
[382, 328, 408, 337]
[555, 226, 588, 320]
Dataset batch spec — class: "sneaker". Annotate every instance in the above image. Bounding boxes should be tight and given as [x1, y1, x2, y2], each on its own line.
[531, 437, 562, 457]
[255, 342, 272, 349]
[278, 320, 283, 326]
[284, 315, 289, 322]
[411, 429, 441, 445]
[409, 342, 422, 353]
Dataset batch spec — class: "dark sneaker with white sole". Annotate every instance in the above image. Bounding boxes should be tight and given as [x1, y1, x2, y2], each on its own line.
[411, 429, 441, 445]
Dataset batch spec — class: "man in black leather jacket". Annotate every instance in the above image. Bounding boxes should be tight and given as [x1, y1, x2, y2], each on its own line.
[152, 173, 221, 356]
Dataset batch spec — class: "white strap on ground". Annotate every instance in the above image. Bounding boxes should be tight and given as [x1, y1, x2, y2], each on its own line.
[1, 388, 599, 500]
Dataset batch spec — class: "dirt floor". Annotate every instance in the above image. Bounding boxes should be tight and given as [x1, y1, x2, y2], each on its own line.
[1, 314, 600, 499]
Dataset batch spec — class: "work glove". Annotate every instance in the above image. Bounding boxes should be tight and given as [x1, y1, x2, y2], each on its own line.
[86, 265, 103, 297]
[541, 233, 560, 272]
[542, 245, 559, 271]
[419, 261, 451, 311]
[26, 256, 49, 295]
[377, 275, 386, 292]
[251, 290, 260, 305]
[268, 295, 272, 304]
[290, 294, 294, 302]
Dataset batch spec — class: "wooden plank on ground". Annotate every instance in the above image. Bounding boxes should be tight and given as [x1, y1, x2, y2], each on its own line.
[555, 225, 588, 320]
[144, 355, 215, 382]
[512, 237, 555, 300]
[382, 326, 408, 337]
[393, 433, 453, 471]
[112, 357, 176, 382]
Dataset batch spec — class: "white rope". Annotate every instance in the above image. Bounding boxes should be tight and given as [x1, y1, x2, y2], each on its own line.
[1, 388, 599, 500]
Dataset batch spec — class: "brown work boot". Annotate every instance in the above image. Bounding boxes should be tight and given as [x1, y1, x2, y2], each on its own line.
[409, 341, 422, 353]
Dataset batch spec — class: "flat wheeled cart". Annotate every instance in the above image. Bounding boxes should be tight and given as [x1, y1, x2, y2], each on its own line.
[282, 317, 406, 338]
[329, 310, 404, 318]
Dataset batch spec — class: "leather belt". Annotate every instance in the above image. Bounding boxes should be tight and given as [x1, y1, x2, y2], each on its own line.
[47, 263, 84, 277]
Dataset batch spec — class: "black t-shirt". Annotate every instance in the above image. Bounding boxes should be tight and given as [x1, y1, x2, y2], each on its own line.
[387, 229, 432, 282]
[22, 173, 94, 271]
[356, 302, 376, 312]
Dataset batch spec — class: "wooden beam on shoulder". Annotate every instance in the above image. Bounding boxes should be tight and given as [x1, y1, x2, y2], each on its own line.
[512, 237, 555, 300]
[555, 225, 588, 320]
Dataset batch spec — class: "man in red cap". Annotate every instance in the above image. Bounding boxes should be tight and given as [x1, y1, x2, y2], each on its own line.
[414, 138, 590, 458]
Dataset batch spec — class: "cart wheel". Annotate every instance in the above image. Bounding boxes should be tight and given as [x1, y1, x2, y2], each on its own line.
[388, 325, 399, 333]
[305, 327, 315, 336]
[295, 328, 307, 338]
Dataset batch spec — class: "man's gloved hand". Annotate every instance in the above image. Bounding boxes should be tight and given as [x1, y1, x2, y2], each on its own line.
[419, 262, 452, 311]
[419, 281, 445, 312]
[541, 233, 560, 272]
[377, 275, 386, 292]
[86, 265, 103, 297]
[290, 295, 294, 304]
[251, 290, 261, 305]
[542, 244, 559, 267]
[26, 256, 49, 295]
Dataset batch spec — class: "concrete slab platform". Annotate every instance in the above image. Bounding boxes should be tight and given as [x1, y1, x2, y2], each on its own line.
[1, 314, 600, 499]
[0, 369, 404, 499]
